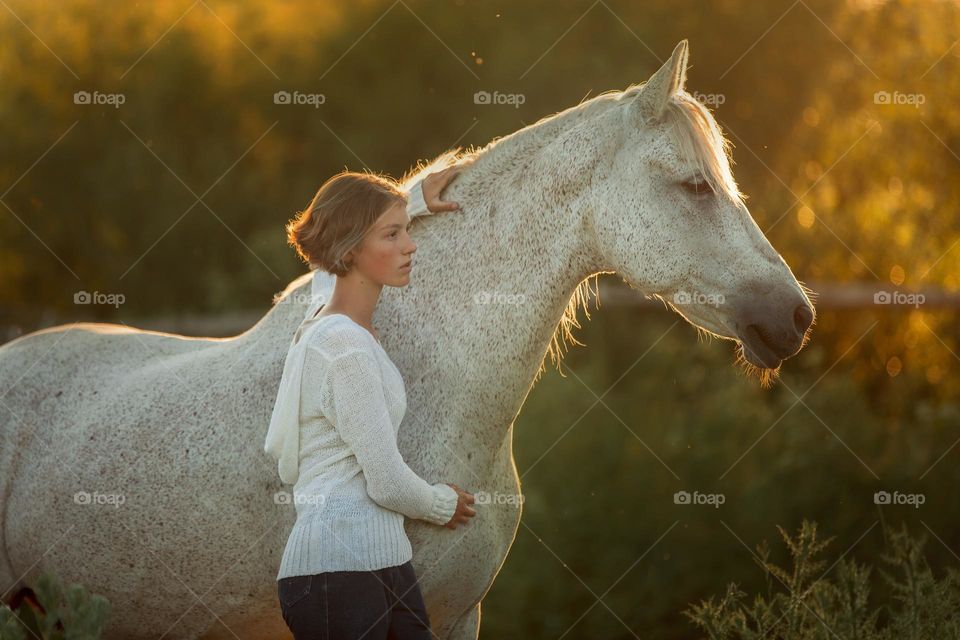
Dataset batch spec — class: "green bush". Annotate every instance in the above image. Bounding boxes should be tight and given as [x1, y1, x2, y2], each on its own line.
[0, 572, 110, 640]
[685, 520, 960, 639]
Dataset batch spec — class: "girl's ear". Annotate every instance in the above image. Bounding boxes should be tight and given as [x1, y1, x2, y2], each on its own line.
[339, 248, 356, 272]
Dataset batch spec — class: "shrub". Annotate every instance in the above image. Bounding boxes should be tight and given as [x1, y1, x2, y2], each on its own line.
[0, 572, 110, 640]
[684, 520, 960, 639]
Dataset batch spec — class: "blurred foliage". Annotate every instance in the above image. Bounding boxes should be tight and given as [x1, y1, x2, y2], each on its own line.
[2, 1, 959, 638]
[685, 521, 960, 639]
[0, 571, 110, 639]
[492, 310, 960, 638]
[1, 0, 957, 393]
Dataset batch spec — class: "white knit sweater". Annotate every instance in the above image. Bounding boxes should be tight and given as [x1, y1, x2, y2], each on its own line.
[269, 179, 460, 578]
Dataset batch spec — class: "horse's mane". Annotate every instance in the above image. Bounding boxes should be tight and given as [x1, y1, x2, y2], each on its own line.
[274, 82, 742, 380]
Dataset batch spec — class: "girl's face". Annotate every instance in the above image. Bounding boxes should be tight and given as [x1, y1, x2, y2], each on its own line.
[346, 200, 417, 287]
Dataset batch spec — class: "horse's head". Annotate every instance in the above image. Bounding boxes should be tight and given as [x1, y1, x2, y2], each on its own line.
[580, 41, 814, 382]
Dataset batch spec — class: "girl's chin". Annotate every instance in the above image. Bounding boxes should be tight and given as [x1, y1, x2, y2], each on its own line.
[388, 273, 412, 287]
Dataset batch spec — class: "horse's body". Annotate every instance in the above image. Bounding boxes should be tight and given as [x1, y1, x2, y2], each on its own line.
[1, 42, 814, 638]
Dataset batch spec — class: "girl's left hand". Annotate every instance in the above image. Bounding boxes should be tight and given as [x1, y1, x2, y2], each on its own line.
[422, 166, 463, 213]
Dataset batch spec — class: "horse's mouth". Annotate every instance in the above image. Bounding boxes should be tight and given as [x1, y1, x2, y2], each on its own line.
[738, 327, 785, 370]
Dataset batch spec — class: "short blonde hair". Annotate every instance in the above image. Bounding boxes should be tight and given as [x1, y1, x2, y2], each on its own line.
[286, 171, 406, 276]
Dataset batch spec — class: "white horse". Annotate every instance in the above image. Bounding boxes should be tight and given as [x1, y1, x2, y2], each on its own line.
[0, 41, 813, 639]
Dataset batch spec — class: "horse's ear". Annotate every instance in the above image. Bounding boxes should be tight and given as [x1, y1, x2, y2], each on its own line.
[635, 40, 689, 125]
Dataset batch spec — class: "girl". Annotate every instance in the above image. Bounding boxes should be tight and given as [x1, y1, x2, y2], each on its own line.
[265, 166, 476, 640]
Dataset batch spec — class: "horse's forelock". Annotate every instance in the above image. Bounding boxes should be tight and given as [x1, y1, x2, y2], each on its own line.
[661, 92, 745, 204]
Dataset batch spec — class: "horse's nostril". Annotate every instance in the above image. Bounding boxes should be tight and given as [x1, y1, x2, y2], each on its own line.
[793, 303, 814, 335]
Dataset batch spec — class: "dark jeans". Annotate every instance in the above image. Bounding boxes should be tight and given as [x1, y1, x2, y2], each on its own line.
[277, 561, 433, 640]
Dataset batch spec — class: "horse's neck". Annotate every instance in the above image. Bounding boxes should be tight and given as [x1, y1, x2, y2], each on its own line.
[384, 142, 599, 432]
[256, 113, 604, 440]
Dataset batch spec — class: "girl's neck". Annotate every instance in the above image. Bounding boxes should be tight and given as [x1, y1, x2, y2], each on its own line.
[320, 274, 384, 337]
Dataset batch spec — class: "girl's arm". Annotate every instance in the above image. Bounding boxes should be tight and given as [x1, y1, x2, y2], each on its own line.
[316, 342, 459, 526]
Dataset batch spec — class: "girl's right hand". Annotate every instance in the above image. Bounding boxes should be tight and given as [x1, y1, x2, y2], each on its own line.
[443, 483, 476, 529]
[422, 167, 463, 213]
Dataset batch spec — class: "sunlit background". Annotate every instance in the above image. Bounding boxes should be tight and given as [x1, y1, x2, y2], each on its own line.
[2, 0, 959, 637]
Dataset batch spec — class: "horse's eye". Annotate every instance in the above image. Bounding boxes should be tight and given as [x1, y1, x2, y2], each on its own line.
[681, 177, 713, 198]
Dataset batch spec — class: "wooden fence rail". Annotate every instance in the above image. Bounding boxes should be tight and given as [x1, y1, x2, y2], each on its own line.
[1, 281, 957, 343]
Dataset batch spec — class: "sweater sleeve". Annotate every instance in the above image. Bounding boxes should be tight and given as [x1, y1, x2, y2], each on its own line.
[405, 179, 430, 218]
[320, 347, 459, 526]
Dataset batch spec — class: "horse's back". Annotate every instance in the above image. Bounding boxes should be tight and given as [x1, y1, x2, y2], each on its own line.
[0, 321, 228, 606]
[2, 320, 225, 359]
[0, 321, 226, 457]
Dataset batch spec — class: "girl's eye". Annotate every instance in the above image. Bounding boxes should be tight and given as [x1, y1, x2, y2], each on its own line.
[681, 177, 713, 198]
